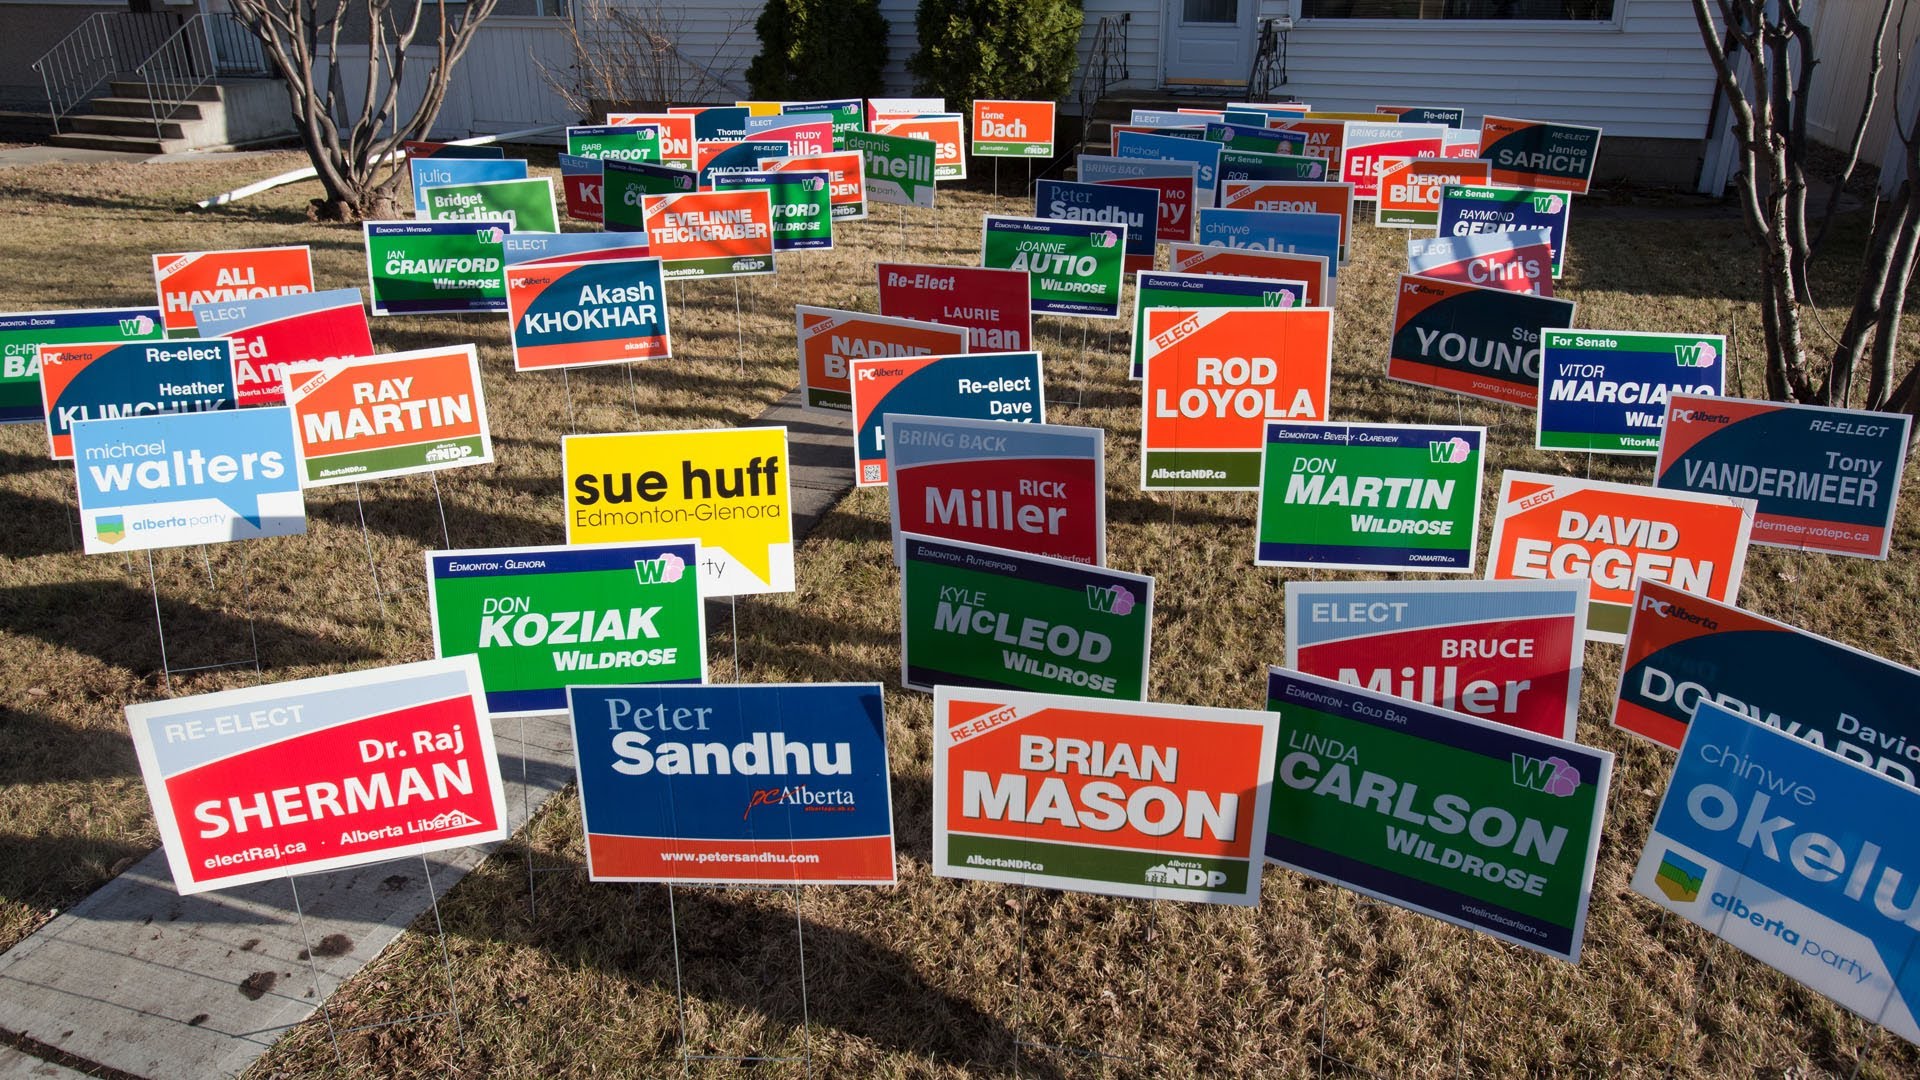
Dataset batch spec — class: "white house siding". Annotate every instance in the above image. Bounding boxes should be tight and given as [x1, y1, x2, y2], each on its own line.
[316, 17, 576, 141]
[1805, 0, 1920, 171]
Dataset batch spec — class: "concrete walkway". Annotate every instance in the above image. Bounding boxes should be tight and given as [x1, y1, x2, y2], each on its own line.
[0, 388, 855, 1079]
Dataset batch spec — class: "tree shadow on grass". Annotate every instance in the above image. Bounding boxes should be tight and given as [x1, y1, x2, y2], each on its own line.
[0, 705, 140, 785]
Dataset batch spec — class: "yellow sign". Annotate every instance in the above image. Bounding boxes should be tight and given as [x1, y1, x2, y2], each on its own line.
[733, 100, 787, 117]
[563, 427, 794, 597]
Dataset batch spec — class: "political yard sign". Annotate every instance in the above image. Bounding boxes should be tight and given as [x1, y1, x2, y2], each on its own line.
[603, 160, 699, 232]
[190, 289, 374, 408]
[1130, 271, 1310, 380]
[563, 427, 794, 598]
[794, 306, 970, 412]
[982, 216, 1127, 319]
[1264, 667, 1612, 962]
[1287, 580, 1586, 741]
[1375, 158, 1492, 229]
[1436, 185, 1570, 278]
[38, 339, 236, 460]
[1140, 307, 1334, 491]
[757, 151, 868, 221]
[876, 264, 1032, 353]
[408, 156, 528, 214]
[283, 345, 493, 487]
[1113, 130, 1222, 206]
[973, 100, 1055, 157]
[712, 171, 833, 251]
[73, 405, 304, 554]
[642, 189, 775, 278]
[421, 177, 558, 233]
[1537, 330, 1725, 455]
[428, 540, 705, 716]
[886, 414, 1104, 566]
[1255, 422, 1484, 573]
[933, 686, 1277, 904]
[1614, 582, 1920, 782]
[1480, 117, 1602, 194]
[569, 683, 894, 884]
[1385, 274, 1577, 409]
[567, 123, 662, 162]
[1075, 155, 1198, 244]
[126, 656, 505, 895]
[1339, 122, 1447, 199]
[870, 114, 966, 180]
[559, 152, 606, 224]
[1, 306, 163, 425]
[1485, 472, 1755, 643]
[507, 256, 671, 371]
[844, 129, 937, 208]
[902, 535, 1151, 700]
[1218, 180, 1354, 262]
[152, 246, 314, 335]
[364, 220, 510, 316]
[1035, 180, 1158, 273]
[1633, 701, 1920, 1044]
[1407, 230, 1556, 297]
[503, 232, 653, 266]
[1655, 395, 1909, 559]
[1166, 244, 1329, 308]
[849, 351, 1046, 486]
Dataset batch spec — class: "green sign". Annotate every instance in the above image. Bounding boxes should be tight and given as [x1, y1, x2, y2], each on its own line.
[1219, 147, 1328, 183]
[786, 98, 865, 148]
[982, 215, 1127, 319]
[363, 220, 510, 316]
[1128, 270, 1300, 378]
[603, 160, 699, 233]
[1255, 421, 1485, 572]
[843, 130, 937, 209]
[901, 534, 1153, 700]
[421, 177, 559, 233]
[567, 124, 662, 163]
[712, 171, 833, 251]
[427, 540, 706, 717]
[1265, 668, 1612, 962]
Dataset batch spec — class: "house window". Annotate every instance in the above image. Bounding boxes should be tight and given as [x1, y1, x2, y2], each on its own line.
[1183, 0, 1239, 22]
[1298, 1, 1615, 18]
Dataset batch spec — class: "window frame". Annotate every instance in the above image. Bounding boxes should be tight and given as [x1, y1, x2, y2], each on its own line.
[1293, 0, 1628, 32]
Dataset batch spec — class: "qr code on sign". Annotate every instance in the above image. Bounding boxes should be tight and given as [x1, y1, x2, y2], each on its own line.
[862, 464, 883, 483]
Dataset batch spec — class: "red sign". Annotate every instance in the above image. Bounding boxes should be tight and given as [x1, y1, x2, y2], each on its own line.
[562, 170, 603, 224]
[876, 263, 1032, 352]
[1167, 243, 1327, 308]
[152, 246, 315, 334]
[216, 292, 374, 407]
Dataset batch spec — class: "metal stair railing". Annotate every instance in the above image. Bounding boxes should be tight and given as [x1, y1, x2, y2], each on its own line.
[1075, 12, 1130, 159]
[31, 11, 187, 134]
[135, 13, 274, 143]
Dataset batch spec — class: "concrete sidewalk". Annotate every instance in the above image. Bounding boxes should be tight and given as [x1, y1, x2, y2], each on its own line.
[0, 388, 855, 1079]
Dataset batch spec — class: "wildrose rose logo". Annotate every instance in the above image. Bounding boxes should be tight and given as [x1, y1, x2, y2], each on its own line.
[1429, 437, 1473, 464]
[1674, 341, 1719, 368]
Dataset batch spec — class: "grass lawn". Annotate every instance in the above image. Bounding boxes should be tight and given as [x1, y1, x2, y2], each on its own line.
[2, 148, 1918, 1077]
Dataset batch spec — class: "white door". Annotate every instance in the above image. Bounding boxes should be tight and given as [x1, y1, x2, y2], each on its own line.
[1163, 0, 1257, 86]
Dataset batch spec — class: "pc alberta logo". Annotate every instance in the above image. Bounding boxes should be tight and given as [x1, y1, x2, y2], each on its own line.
[1654, 849, 1706, 903]
[95, 515, 125, 545]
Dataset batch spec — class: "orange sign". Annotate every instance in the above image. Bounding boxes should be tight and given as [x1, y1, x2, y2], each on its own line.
[793, 305, 970, 412]
[1218, 180, 1354, 261]
[641, 189, 776, 279]
[1140, 307, 1332, 491]
[606, 113, 696, 168]
[757, 149, 868, 221]
[283, 343, 493, 487]
[970, 100, 1056, 157]
[1167, 243, 1327, 308]
[871, 115, 966, 180]
[151, 246, 314, 333]
[1374, 157, 1491, 229]
[1485, 471, 1756, 643]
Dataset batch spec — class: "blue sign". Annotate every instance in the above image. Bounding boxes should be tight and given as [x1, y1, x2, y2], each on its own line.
[698, 138, 794, 188]
[41, 338, 237, 460]
[72, 405, 305, 554]
[557, 152, 602, 177]
[1035, 180, 1158, 267]
[408, 156, 528, 213]
[1196, 208, 1341, 296]
[1635, 701, 1920, 1045]
[1436, 185, 1572, 278]
[1537, 330, 1726, 456]
[502, 232, 651, 265]
[568, 683, 897, 884]
[1115, 130, 1223, 205]
[689, 106, 751, 142]
[189, 287, 361, 339]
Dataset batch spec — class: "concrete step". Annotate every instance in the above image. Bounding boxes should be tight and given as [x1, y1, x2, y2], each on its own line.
[69, 112, 190, 140]
[46, 130, 178, 155]
[88, 95, 207, 121]
[110, 78, 220, 102]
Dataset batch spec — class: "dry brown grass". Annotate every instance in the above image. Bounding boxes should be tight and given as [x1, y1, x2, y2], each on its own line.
[3, 149, 1919, 1078]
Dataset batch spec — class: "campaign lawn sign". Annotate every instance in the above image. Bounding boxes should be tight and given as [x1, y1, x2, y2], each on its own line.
[1205, 121, 1310, 155]
[1076, 155, 1199, 244]
[1264, 667, 1612, 962]
[564, 427, 793, 597]
[1614, 581, 1920, 778]
[428, 540, 705, 716]
[1216, 147, 1329, 185]
[784, 98, 866, 147]
[1437, 185, 1571, 278]
[676, 105, 750, 142]
[844, 129, 938, 208]
[503, 233, 652, 265]
[283, 344, 492, 486]
[876, 264, 1032, 352]
[981, 216, 1127, 319]
[871, 114, 966, 180]
[1287, 580, 1587, 740]
[558, 153, 604, 224]
[1537, 330, 1726, 455]
[1219, 180, 1354, 261]
[694, 138, 795, 189]
[40, 339, 237, 460]
[1633, 701, 1920, 1043]
[505, 257, 670, 373]
[1444, 128, 1484, 158]
[190, 289, 373, 408]
[607, 113, 697, 168]
[1481, 117, 1602, 194]
[1378, 106, 1467, 127]
[742, 113, 833, 157]
[364, 220, 510, 316]
[153, 247, 314, 335]
[1268, 119, 1348, 176]
[712, 171, 833, 251]
[1194, 208, 1341, 301]
[125, 655, 505, 895]
[0, 306, 163, 424]
[1255, 421, 1485, 573]
[758, 151, 868, 221]
[1485, 471, 1755, 643]
[1654, 394, 1908, 558]
[1407, 230, 1556, 297]
[1114, 130, 1222, 206]
[1129, 270, 1309, 380]
[642, 189, 775, 279]
[1166, 244, 1329, 308]
[869, 97, 943, 123]
[602, 159, 699, 233]
[420, 177, 558, 233]
[885, 413, 1104, 566]
[409, 157, 528, 213]
[849, 351, 1045, 486]
[932, 686, 1277, 904]
[1341, 122, 1447, 199]
[569, 683, 894, 884]
[567, 123, 661, 163]
[1035, 180, 1158, 273]
[72, 405, 305, 554]
[973, 100, 1055, 157]
[1140, 307, 1334, 491]
[1385, 274, 1577, 408]
[793, 306, 970, 412]
[1375, 158, 1492, 229]
[902, 534, 1151, 700]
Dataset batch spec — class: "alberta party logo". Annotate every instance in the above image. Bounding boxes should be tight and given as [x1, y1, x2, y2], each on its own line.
[635, 552, 686, 585]
[1428, 437, 1473, 464]
[1654, 849, 1706, 903]
[1511, 753, 1581, 797]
